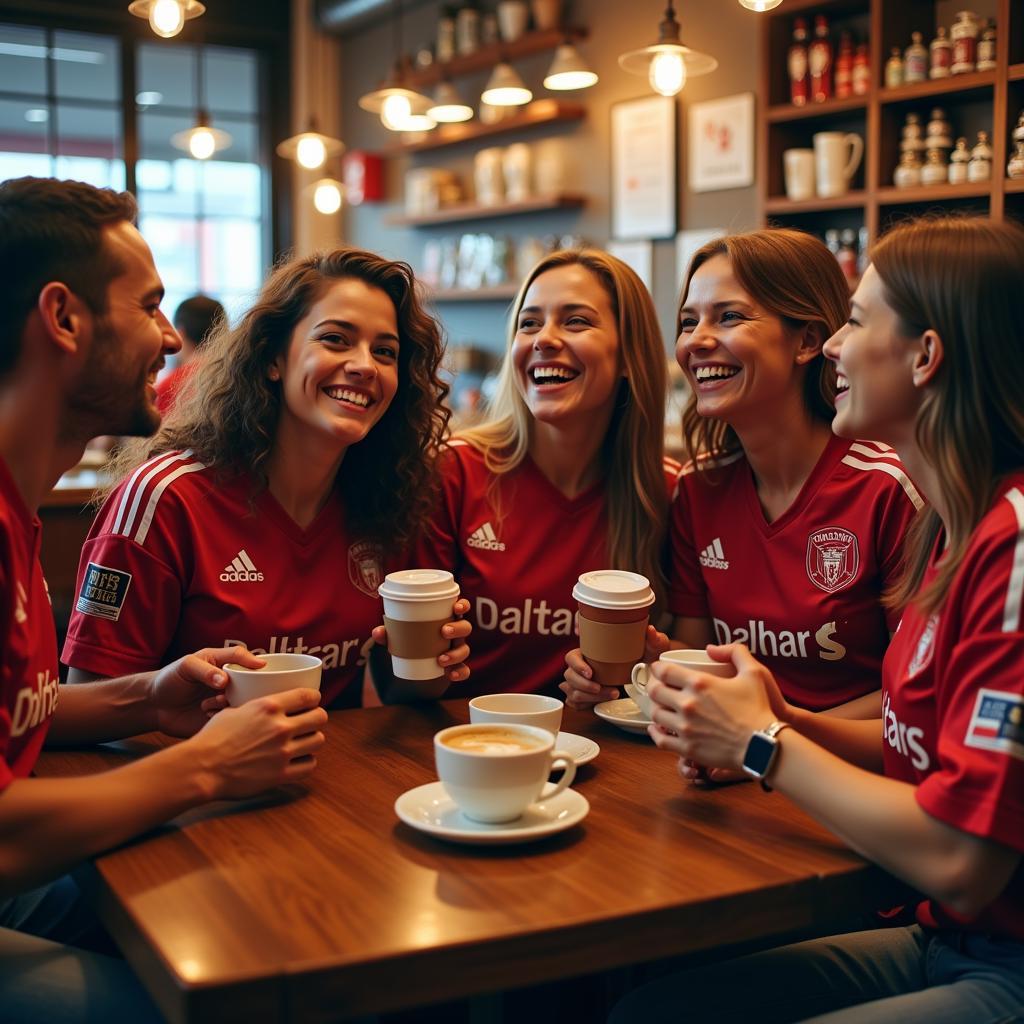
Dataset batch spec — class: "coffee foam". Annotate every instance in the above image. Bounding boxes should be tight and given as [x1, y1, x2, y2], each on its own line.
[441, 729, 546, 754]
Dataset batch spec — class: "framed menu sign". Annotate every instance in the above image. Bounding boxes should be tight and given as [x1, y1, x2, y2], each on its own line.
[611, 94, 677, 241]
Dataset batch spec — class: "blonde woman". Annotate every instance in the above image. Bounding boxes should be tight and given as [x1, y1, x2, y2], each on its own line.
[405, 249, 677, 698]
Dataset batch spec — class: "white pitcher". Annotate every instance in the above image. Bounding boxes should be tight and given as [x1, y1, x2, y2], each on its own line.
[813, 131, 864, 198]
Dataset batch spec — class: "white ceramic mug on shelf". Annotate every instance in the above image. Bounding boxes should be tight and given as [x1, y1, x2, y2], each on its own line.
[813, 131, 864, 198]
[783, 148, 815, 201]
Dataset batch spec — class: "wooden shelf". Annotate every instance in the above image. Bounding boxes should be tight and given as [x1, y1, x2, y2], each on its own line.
[1009, 63, 1024, 82]
[766, 96, 868, 123]
[1005, 178, 1024, 193]
[764, 191, 867, 214]
[388, 194, 585, 227]
[390, 100, 585, 154]
[879, 70, 996, 104]
[430, 285, 519, 302]
[401, 28, 587, 89]
[875, 182, 993, 205]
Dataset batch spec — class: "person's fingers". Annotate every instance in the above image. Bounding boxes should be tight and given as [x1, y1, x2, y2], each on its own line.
[706, 642, 758, 672]
[565, 649, 591, 677]
[201, 694, 228, 713]
[452, 598, 470, 616]
[371, 625, 387, 645]
[282, 755, 318, 781]
[563, 667, 602, 694]
[439, 642, 470, 666]
[260, 689, 324, 716]
[442, 620, 472, 640]
[648, 661, 700, 692]
[445, 664, 470, 682]
[286, 731, 326, 759]
[178, 655, 230, 689]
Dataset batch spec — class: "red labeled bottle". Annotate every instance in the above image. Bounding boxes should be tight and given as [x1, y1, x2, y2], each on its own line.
[852, 42, 870, 95]
[809, 15, 833, 103]
[834, 32, 854, 99]
[788, 17, 810, 106]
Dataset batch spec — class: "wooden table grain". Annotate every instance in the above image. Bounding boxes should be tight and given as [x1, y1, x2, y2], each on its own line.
[36, 702, 897, 1023]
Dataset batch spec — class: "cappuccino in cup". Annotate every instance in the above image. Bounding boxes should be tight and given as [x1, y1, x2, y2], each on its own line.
[440, 728, 546, 754]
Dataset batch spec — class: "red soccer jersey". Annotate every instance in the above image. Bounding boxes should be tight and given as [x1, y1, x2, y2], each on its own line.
[413, 441, 681, 698]
[669, 436, 921, 711]
[0, 458, 59, 791]
[882, 475, 1024, 941]
[62, 451, 385, 708]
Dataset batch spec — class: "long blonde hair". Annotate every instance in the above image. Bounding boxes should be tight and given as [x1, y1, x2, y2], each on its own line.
[679, 229, 846, 471]
[876, 218, 1024, 613]
[459, 249, 669, 602]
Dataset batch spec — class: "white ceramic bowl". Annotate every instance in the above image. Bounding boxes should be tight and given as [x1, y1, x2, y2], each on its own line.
[223, 653, 323, 707]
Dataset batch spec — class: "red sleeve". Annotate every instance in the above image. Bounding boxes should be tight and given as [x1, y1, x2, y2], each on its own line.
[667, 478, 710, 619]
[410, 447, 465, 576]
[916, 525, 1024, 853]
[875, 477, 923, 632]
[0, 540, 14, 791]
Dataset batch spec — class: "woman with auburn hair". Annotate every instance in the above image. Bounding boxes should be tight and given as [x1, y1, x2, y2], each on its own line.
[392, 248, 677, 700]
[62, 248, 470, 707]
[563, 230, 921, 747]
[612, 216, 1024, 1024]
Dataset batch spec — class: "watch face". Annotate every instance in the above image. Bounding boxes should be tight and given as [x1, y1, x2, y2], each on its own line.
[743, 732, 775, 777]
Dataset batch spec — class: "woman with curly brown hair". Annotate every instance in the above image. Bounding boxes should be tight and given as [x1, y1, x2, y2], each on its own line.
[61, 248, 471, 707]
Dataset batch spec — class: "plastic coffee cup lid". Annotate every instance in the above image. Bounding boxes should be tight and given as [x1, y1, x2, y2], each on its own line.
[572, 569, 655, 610]
[378, 569, 460, 602]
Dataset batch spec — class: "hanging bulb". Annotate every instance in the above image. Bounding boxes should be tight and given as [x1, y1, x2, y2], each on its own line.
[296, 135, 327, 169]
[649, 49, 686, 96]
[428, 81, 474, 123]
[188, 126, 215, 159]
[276, 124, 344, 169]
[129, 0, 205, 39]
[171, 112, 231, 160]
[738, 0, 783, 10]
[380, 93, 412, 130]
[313, 178, 343, 215]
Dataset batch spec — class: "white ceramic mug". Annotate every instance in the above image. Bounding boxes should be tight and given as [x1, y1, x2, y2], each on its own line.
[434, 723, 576, 823]
[223, 653, 323, 707]
[628, 649, 736, 718]
[469, 693, 563, 736]
[813, 131, 864, 198]
[497, 0, 529, 42]
[783, 148, 815, 201]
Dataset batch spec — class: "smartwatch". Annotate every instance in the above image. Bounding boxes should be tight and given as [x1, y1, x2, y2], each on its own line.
[741, 721, 790, 785]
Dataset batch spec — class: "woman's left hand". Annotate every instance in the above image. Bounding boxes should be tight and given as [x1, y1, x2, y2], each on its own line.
[645, 643, 776, 771]
[371, 598, 473, 683]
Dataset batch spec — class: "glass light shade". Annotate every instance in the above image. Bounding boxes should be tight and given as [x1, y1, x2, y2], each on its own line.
[543, 44, 598, 90]
[127, 0, 206, 39]
[312, 178, 343, 215]
[386, 110, 437, 132]
[427, 81, 474, 123]
[171, 115, 231, 160]
[481, 62, 532, 106]
[738, 0, 783, 9]
[618, 42, 717, 94]
[276, 129, 345, 169]
[649, 49, 686, 95]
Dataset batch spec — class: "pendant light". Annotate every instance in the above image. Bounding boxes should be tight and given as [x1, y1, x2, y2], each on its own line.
[311, 175, 344, 215]
[128, 0, 205, 39]
[427, 80, 474, 123]
[543, 42, 598, 91]
[618, 1, 718, 97]
[171, 42, 231, 159]
[481, 62, 532, 106]
[738, 0, 783, 9]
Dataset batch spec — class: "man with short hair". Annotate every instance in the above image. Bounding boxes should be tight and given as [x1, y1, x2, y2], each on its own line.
[154, 293, 225, 414]
[0, 177, 327, 1021]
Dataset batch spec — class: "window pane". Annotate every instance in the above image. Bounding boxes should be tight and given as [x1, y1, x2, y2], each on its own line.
[204, 46, 258, 116]
[0, 97, 49, 158]
[138, 214, 199, 307]
[54, 103, 123, 189]
[198, 218, 262, 294]
[53, 30, 119, 102]
[137, 43, 193, 113]
[0, 24, 47, 96]
[197, 158, 262, 218]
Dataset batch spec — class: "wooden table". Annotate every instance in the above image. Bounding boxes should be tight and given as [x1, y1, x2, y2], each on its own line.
[37, 702, 897, 1023]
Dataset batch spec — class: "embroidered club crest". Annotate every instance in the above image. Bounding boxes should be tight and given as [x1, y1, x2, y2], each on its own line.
[906, 614, 939, 678]
[348, 541, 384, 598]
[806, 527, 860, 594]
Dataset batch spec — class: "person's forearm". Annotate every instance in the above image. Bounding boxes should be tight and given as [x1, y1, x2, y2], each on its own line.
[0, 741, 215, 896]
[823, 689, 882, 720]
[47, 674, 158, 745]
[786, 705, 883, 771]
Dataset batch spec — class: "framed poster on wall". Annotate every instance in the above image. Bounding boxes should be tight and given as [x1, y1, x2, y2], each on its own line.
[688, 92, 755, 193]
[611, 94, 677, 240]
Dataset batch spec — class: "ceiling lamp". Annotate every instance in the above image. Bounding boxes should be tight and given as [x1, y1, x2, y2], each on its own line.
[481, 62, 532, 106]
[172, 111, 231, 160]
[738, 0, 783, 9]
[277, 119, 345, 170]
[360, 78, 436, 132]
[427, 80, 473, 123]
[618, 1, 718, 97]
[128, 0, 205, 39]
[543, 43, 598, 90]
[311, 176, 344, 215]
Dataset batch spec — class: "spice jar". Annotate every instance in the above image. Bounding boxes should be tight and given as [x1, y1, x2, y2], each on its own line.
[926, 108, 953, 152]
[921, 149, 948, 185]
[929, 27, 952, 79]
[948, 137, 970, 184]
[1008, 140, 1024, 179]
[968, 130, 992, 182]
[901, 112, 926, 153]
[852, 43, 870, 95]
[904, 31, 928, 83]
[977, 19, 996, 72]
[885, 47, 904, 88]
[894, 150, 922, 188]
[951, 10, 979, 75]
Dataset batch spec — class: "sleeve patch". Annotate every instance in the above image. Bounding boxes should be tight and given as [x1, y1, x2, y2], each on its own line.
[75, 562, 133, 622]
[965, 687, 1024, 760]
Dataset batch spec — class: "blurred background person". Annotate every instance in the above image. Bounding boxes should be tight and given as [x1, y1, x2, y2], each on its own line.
[154, 293, 226, 416]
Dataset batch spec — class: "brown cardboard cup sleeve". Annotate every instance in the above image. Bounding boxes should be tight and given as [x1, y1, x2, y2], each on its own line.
[577, 614, 648, 664]
[383, 617, 451, 659]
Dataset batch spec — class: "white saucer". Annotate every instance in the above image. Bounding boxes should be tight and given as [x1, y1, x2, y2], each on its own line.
[555, 731, 600, 766]
[394, 781, 589, 845]
[593, 697, 652, 735]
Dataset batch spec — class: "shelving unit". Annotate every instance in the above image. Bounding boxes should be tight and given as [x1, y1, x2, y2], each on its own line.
[759, 0, 1022, 243]
[388, 194, 586, 227]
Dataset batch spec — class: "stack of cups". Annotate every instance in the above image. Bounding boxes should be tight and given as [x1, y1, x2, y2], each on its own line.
[378, 569, 460, 700]
[572, 570, 655, 689]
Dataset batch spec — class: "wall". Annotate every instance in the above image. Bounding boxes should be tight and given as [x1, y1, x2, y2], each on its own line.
[330, 0, 763, 356]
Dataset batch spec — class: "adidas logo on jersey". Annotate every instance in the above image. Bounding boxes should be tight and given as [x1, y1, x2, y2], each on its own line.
[220, 549, 265, 582]
[698, 537, 729, 570]
[466, 521, 506, 552]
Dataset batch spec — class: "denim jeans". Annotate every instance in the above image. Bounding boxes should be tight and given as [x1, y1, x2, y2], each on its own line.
[610, 926, 1024, 1024]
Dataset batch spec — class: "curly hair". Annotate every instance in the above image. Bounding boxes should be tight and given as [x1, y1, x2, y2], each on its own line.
[107, 248, 450, 550]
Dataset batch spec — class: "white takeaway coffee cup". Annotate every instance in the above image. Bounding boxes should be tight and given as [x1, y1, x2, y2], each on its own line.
[628, 649, 735, 718]
[468, 693, 564, 737]
[223, 653, 323, 707]
[434, 722, 576, 823]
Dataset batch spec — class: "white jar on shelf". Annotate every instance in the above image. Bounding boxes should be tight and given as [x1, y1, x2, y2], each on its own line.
[921, 149, 948, 185]
[968, 130, 992, 182]
[894, 150, 922, 188]
[948, 137, 970, 183]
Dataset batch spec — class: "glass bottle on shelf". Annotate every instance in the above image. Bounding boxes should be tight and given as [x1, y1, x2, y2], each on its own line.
[788, 17, 810, 106]
[1014, 111, 1024, 145]
[809, 15, 833, 103]
[968, 130, 992, 182]
[857, 227, 870, 276]
[437, 6, 457, 62]
[926, 107, 953, 154]
[921, 149, 948, 185]
[836, 229, 859, 285]
[1008, 141, 1024, 179]
[852, 43, 870, 95]
[835, 32, 854, 99]
[929, 27, 952, 79]
[455, 2, 480, 56]
[904, 31, 928, 84]
[948, 137, 970, 184]
[976, 19, 996, 72]
[885, 47, 904, 88]
[901, 112, 926, 154]
[951, 10, 979, 75]
[894, 150, 922, 188]
[824, 228, 841, 257]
